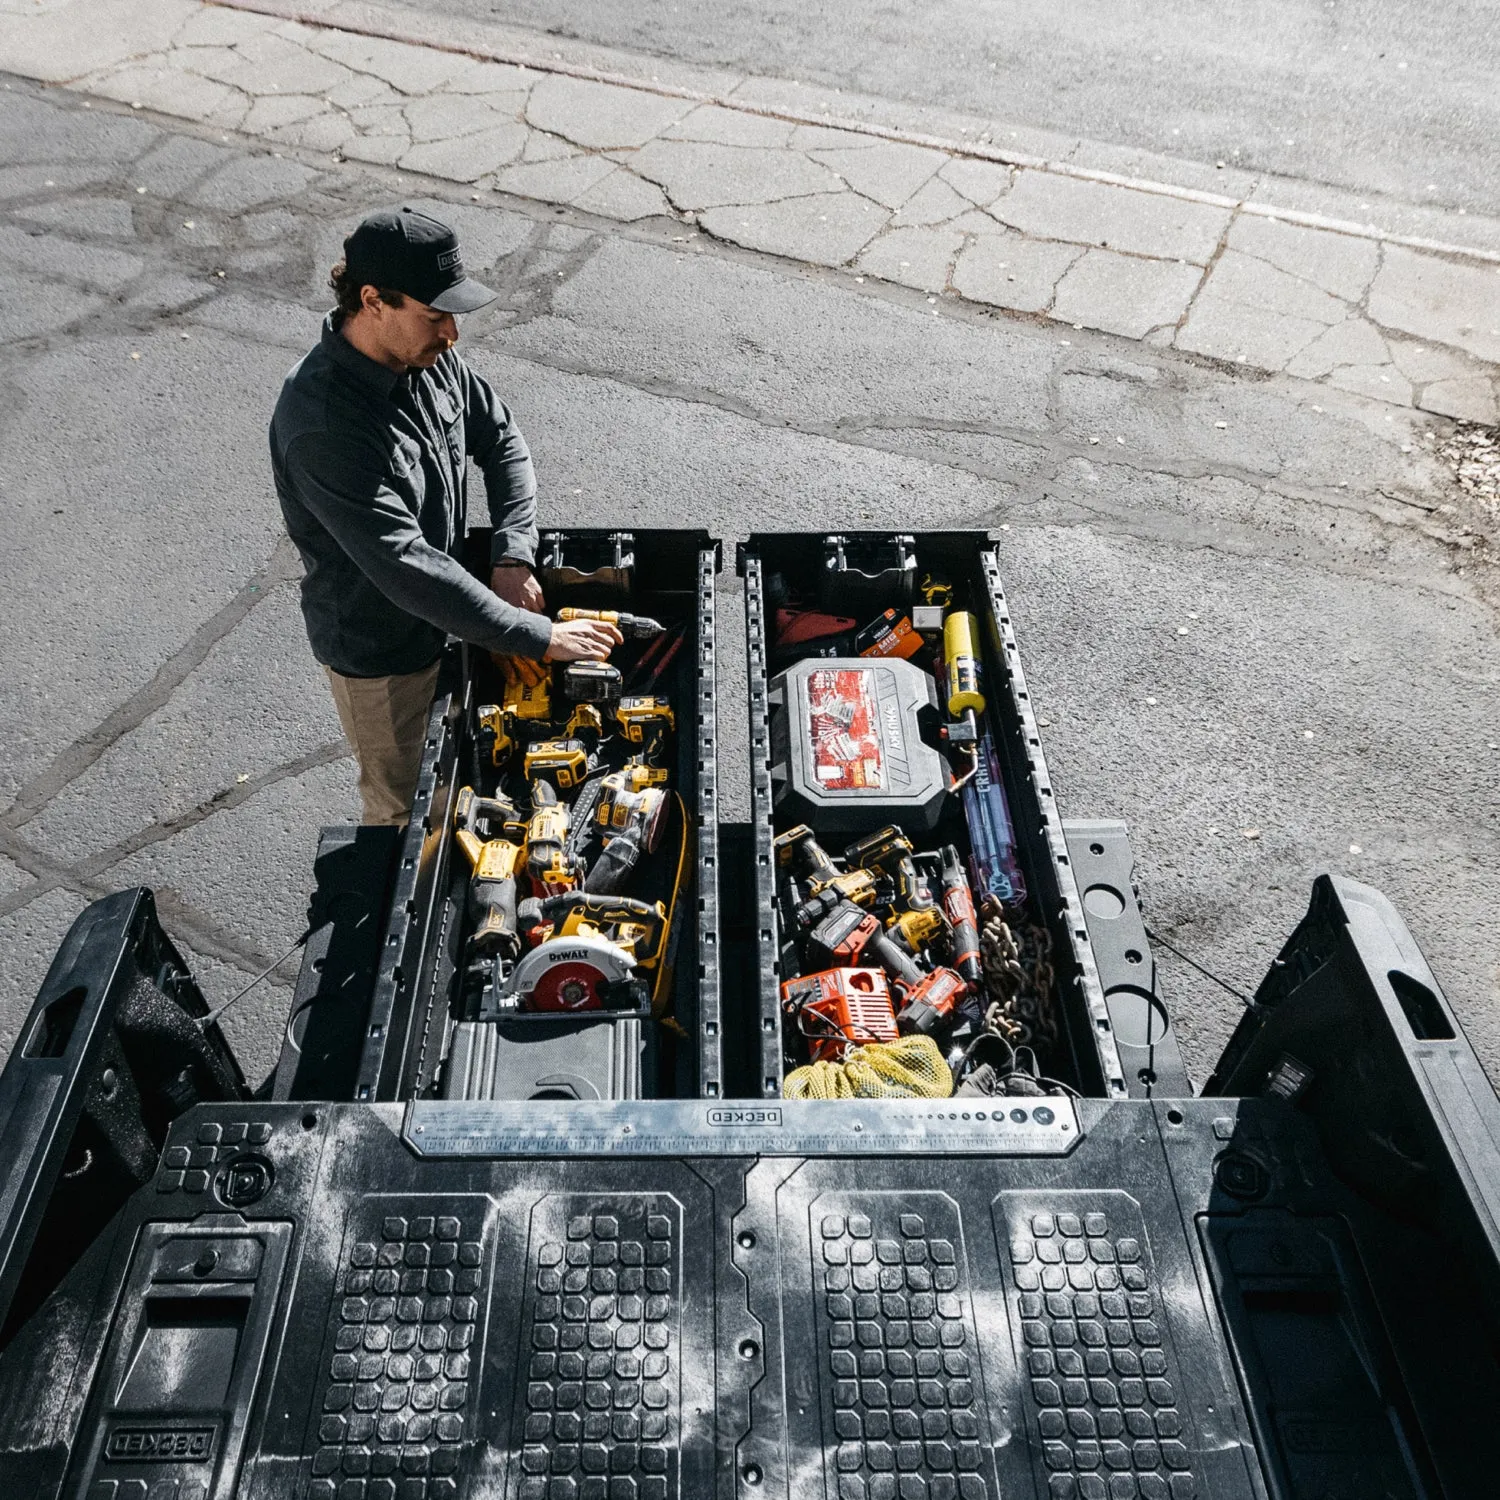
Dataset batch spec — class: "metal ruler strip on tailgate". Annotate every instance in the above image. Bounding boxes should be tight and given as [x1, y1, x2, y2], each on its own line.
[404, 1098, 1081, 1157]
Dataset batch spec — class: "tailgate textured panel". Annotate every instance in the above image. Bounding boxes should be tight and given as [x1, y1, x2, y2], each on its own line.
[812, 1193, 993, 1500]
[309, 1195, 492, 1500]
[512, 1195, 683, 1500]
[24, 1101, 1338, 1500]
[996, 1192, 1195, 1500]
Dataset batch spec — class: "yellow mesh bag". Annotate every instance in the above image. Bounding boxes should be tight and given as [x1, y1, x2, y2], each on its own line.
[783, 1035, 953, 1100]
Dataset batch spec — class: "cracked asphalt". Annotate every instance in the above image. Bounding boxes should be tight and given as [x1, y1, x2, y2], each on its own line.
[1, 77, 1496, 1091]
[21, 0, 1496, 425]
[430, 0, 1500, 218]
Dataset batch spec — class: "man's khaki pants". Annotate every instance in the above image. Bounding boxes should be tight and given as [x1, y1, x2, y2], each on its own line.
[325, 661, 442, 826]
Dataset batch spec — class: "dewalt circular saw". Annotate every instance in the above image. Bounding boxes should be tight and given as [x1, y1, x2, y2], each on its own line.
[507, 933, 640, 1012]
[502, 893, 666, 1013]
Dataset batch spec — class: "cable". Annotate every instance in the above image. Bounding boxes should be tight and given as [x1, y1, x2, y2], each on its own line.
[1012, 1044, 1081, 1099]
[950, 1027, 1015, 1092]
[200, 925, 313, 1031]
[1143, 925, 1257, 1011]
[952, 1028, 1078, 1099]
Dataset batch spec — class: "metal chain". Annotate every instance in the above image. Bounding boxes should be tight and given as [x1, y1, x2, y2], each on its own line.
[977, 895, 1057, 1053]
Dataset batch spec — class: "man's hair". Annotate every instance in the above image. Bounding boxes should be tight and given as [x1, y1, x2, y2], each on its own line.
[329, 258, 406, 317]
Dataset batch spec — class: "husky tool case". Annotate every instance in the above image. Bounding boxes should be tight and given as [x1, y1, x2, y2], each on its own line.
[1, 528, 1500, 1500]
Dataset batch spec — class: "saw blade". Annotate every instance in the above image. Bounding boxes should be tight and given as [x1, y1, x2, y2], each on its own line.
[527, 960, 608, 1012]
[512, 933, 636, 1012]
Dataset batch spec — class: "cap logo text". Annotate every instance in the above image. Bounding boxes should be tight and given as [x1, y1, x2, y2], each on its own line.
[436, 248, 462, 271]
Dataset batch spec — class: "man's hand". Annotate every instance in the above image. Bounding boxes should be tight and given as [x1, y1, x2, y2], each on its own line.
[491, 563, 545, 613]
[545, 618, 623, 662]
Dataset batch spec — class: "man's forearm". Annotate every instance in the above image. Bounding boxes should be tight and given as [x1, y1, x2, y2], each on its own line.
[384, 545, 552, 656]
[284, 431, 549, 655]
[486, 478, 538, 566]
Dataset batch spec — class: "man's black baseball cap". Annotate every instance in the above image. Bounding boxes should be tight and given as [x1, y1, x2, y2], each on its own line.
[343, 206, 496, 313]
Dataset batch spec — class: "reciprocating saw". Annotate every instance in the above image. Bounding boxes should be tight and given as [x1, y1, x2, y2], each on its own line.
[453, 786, 524, 957]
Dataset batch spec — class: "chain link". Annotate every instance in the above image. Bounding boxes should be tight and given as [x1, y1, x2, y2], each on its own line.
[977, 895, 1057, 1053]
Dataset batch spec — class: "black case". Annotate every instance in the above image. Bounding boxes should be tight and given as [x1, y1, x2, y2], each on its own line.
[740, 531, 1126, 1101]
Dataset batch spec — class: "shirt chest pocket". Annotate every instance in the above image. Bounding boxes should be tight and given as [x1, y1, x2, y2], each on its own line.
[390, 434, 424, 482]
[433, 387, 464, 465]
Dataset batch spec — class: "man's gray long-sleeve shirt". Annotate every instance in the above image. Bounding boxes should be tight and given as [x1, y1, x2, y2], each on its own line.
[270, 313, 552, 678]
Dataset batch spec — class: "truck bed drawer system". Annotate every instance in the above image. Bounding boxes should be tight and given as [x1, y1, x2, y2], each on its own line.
[0, 530, 1495, 1499]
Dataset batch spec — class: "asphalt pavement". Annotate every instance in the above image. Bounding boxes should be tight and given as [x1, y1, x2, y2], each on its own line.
[8, 0, 1499, 426]
[0, 77, 1495, 1092]
[433, 0, 1500, 216]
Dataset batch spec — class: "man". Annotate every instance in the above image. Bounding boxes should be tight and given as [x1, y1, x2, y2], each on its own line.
[270, 206, 619, 825]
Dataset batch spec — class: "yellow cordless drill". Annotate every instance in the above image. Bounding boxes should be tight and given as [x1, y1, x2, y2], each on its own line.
[614, 695, 675, 786]
[774, 824, 879, 909]
[556, 606, 666, 639]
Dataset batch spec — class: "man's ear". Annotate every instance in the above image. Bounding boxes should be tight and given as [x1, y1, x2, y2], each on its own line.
[358, 283, 384, 316]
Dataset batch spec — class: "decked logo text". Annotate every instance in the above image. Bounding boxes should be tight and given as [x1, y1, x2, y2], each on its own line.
[107, 1426, 215, 1463]
[707, 1108, 782, 1126]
